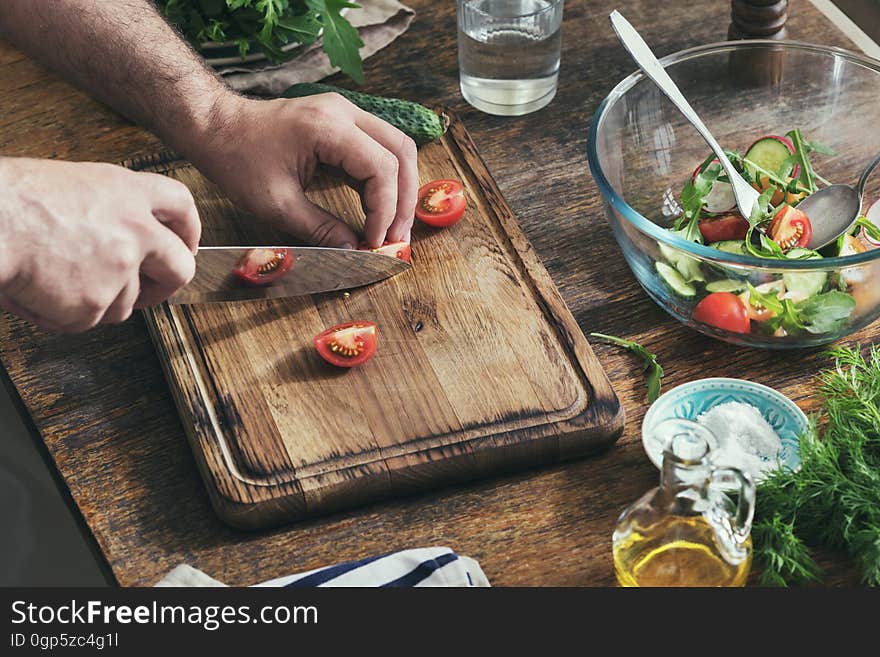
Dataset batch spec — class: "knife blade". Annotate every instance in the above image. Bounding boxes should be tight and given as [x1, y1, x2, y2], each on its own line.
[167, 246, 411, 305]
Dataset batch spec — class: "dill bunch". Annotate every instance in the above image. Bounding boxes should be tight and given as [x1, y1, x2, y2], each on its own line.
[754, 345, 880, 586]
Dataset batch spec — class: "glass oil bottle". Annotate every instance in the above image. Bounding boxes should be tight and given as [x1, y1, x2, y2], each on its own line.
[613, 419, 756, 587]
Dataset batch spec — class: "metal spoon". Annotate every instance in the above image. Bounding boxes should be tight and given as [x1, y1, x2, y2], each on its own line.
[797, 152, 880, 249]
[609, 11, 760, 220]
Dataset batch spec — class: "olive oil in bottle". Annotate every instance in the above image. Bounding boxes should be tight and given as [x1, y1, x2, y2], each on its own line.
[612, 420, 756, 587]
[613, 515, 752, 587]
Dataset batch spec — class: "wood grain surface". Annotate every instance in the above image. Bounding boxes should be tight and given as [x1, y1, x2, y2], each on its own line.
[137, 116, 622, 529]
[0, 0, 870, 585]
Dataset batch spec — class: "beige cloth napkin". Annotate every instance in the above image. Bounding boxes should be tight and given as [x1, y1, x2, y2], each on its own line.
[219, 0, 415, 95]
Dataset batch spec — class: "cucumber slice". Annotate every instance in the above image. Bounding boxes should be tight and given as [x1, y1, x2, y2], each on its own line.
[658, 243, 705, 282]
[706, 279, 747, 293]
[744, 136, 795, 181]
[782, 248, 827, 301]
[656, 261, 697, 297]
[711, 240, 747, 255]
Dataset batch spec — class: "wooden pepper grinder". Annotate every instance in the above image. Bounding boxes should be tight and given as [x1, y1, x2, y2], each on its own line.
[729, 0, 788, 40]
[728, 0, 788, 87]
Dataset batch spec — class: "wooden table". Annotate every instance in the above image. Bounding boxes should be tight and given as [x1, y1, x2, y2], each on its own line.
[0, 0, 874, 586]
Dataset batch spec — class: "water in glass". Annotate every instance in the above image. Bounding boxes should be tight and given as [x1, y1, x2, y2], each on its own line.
[457, 0, 563, 116]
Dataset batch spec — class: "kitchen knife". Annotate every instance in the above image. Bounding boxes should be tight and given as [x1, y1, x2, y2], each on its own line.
[167, 246, 411, 305]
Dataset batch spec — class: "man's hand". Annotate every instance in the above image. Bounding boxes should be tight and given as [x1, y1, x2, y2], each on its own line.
[0, 158, 199, 333]
[185, 93, 418, 250]
[0, 2, 419, 253]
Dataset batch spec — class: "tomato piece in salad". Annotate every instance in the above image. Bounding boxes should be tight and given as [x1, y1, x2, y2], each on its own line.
[313, 321, 377, 368]
[692, 292, 750, 334]
[698, 213, 749, 243]
[769, 205, 812, 251]
[738, 282, 784, 323]
[415, 179, 466, 227]
[233, 248, 294, 286]
[358, 240, 412, 263]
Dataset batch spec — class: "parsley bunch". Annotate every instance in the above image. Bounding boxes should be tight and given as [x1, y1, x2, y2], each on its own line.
[754, 346, 880, 586]
[163, 0, 364, 82]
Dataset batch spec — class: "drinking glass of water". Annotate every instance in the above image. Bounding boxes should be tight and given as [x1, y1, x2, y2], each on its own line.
[457, 0, 564, 116]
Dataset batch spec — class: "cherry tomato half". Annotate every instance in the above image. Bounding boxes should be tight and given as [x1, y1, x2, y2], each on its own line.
[698, 213, 749, 243]
[769, 205, 812, 251]
[739, 292, 775, 322]
[415, 179, 466, 227]
[313, 321, 377, 368]
[358, 240, 412, 263]
[692, 292, 751, 334]
[232, 248, 294, 286]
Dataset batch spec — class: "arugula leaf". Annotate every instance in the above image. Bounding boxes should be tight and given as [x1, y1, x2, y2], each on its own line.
[746, 282, 784, 315]
[786, 129, 818, 194]
[744, 225, 786, 259]
[764, 290, 856, 335]
[675, 154, 718, 231]
[162, 1, 364, 81]
[748, 186, 776, 227]
[855, 216, 880, 243]
[797, 291, 856, 334]
[804, 140, 837, 156]
[307, 0, 364, 84]
[590, 333, 664, 403]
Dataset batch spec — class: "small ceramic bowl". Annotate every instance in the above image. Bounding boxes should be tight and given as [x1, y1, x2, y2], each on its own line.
[642, 378, 808, 479]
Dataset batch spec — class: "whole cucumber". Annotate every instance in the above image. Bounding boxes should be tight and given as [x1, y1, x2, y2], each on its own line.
[281, 82, 447, 146]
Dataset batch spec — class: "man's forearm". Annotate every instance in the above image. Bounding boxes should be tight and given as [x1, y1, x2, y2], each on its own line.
[0, 1, 231, 153]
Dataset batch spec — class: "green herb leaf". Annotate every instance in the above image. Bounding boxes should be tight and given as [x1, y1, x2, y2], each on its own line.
[746, 282, 784, 315]
[675, 154, 719, 231]
[855, 216, 880, 242]
[804, 140, 837, 156]
[755, 346, 880, 585]
[590, 333, 664, 403]
[162, 1, 364, 81]
[796, 290, 856, 334]
[748, 186, 776, 227]
[307, 0, 364, 84]
[744, 225, 786, 259]
[786, 129, 818, 194]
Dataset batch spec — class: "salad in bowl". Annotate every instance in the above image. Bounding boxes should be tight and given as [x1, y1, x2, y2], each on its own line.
[659, 129, 880, 340]
[588, 40, 880, 348]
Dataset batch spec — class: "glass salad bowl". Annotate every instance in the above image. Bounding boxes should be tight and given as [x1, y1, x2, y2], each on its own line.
[588, 40, 880, 348]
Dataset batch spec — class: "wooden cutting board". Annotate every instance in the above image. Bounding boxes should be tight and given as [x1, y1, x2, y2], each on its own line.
[134, 114, 623, 530]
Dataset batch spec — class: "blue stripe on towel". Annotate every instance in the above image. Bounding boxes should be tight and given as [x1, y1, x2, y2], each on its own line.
[284, 552, 389, 587]
[380, 552, 459, 587]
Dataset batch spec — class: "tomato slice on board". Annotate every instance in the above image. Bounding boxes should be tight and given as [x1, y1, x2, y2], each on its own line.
[769, 205, 812, 251]
[313, 321, 377, 368]
[415, 179, 466, 227]
[232, 248, 294, 285]
[358, 240, 412, 263]
[698, 213, 749, 243]
[692, 292, 751, 334]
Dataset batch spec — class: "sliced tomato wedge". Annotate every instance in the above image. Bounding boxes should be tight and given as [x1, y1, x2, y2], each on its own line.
[415, 179, 466, 227]
[698, 213, 749, 243]
[358, 240, 412, 263]
[313, 321, 377, 368]
[232, 247, 294, 285]
[692, 292, 750, 334]
[739, 289, 776, 322]
[769, 205, 812, 251]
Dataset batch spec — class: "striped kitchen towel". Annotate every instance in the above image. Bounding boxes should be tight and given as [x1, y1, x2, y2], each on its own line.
[155, 547, 490, 588]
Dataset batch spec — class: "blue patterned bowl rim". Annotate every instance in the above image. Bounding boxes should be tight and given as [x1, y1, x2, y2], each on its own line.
[641, 377, 808, 479]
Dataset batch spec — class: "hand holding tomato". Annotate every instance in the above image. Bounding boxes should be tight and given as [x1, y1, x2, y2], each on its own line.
[180, 92, 419, 250]
[0, 158, 199, 333]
